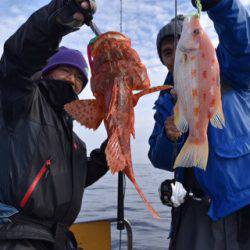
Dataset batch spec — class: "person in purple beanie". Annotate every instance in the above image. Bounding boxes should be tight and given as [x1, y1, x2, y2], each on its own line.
[42, 46, 89, 94]
[0, 1, 109, 249]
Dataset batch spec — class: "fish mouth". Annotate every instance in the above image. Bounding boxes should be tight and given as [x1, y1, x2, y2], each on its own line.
[179, 46, 197, 53]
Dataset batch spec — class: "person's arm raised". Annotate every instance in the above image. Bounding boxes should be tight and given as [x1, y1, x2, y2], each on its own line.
[0, 0, 96, 87]
[193, 0, 250, 89]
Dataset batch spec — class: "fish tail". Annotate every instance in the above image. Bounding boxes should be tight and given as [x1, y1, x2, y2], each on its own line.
[126, 173, 160, 219]
[174, 135, 209, 170]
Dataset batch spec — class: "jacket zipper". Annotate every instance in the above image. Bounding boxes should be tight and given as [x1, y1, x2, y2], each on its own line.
[20, 160, 52, 208]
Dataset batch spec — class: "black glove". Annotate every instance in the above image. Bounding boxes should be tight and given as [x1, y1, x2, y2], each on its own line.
[159, 179, 175, 207]
[52, 0, 96, 29]
[191, 0, 221, 11]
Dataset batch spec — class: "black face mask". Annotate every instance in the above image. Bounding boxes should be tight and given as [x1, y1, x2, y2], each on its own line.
[38, 78, 78, 111]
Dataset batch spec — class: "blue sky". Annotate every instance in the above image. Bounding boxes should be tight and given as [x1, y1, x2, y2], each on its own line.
[0, 0, 250, 163]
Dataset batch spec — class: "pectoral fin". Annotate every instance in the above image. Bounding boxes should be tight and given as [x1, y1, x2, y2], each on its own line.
[133, 85, 173, 106]
[174, 100, 188, 133]
[210, 105, 225, 129]
[64, 99, 104, 130]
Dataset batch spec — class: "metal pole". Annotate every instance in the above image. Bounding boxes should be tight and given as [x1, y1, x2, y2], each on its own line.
[117, 0, 125, 232]
[124, 219, 133, 250]
[117, 171, 125, 230]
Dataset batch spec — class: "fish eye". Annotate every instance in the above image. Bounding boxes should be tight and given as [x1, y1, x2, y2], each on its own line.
[193, 29, 200, 35]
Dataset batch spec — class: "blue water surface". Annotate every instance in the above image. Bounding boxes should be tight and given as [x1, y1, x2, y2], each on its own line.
[77, 164, 173, 250]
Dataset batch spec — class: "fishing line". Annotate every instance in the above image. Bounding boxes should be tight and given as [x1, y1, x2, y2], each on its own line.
[120, 0, 123, 32]
[195, 0, 202, 18]
[172, 0, 179, 172]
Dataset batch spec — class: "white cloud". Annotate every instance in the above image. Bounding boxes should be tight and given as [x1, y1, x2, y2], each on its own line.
[241, 0, 250, 7]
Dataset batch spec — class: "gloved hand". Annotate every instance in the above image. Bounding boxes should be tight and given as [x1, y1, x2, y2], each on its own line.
[191, 0, 221, 11]
[159, 179, 187, 207]
[54, 0, 97, 28]
[170, 181, 187, 207]
[73, 0, 96, 24]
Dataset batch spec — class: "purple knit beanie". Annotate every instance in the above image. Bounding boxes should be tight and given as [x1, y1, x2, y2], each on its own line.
[42, 46, 89, 89]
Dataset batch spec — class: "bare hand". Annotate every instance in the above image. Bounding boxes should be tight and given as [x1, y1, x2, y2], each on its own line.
[165, 116, 182, 141]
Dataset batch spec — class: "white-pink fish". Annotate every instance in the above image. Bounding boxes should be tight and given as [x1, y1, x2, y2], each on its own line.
[173, 15, 225, 170]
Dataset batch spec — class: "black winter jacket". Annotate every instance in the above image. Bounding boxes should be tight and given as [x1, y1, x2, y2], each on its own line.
[0, 0, 108, 247]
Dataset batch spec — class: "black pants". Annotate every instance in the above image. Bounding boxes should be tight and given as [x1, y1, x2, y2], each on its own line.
[0, 240, 53, 250]
[0, 239, 77, 250]
[169, 198, 213, 250]
[0, 218, 77, 250]
[169, 200, 250, 250]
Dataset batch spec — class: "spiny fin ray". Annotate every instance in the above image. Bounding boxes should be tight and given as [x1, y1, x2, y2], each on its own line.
[64, 99, 103, 130]
[174, 101, 188, 133]
[124, 170, 160, 219]
[210, 106, 225, 129]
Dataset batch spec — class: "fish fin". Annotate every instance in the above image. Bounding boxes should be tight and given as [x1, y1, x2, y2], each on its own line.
[105, 129, 127, 174]
[133, 85, 173, 107]
[131, 128, 135, 139]
[132, 94, 140, 107]
[131, 109, 135, 139]
[64, 99, 103, 130]
[174, 101, 188, 133]
[210, 106, 225, 129]
[174, 135, 209, 170]
[124, 169, 160, 219]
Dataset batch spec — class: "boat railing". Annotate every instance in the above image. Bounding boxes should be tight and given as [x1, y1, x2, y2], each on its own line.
[71, 217, 133, 250]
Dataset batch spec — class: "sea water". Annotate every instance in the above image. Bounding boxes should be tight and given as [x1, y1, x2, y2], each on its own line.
[77, 164, 173, 250]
